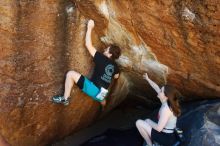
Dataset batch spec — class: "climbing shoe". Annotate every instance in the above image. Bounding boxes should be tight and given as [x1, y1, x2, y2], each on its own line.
[52, 95, 69, 106]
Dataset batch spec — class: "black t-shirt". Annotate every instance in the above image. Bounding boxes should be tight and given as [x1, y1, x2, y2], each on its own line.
[90, 51, 119, 89]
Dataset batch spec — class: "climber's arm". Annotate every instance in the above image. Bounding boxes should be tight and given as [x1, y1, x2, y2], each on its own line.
[146, 107, 171, 132]
[143, 73, 161, 94]
[85, 19, 97, 57]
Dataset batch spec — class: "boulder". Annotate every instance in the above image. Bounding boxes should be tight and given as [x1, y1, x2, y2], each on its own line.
[0, 0, 219, 145]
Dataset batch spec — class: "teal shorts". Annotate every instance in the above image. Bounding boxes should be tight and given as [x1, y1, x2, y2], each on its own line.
[77, 75, 102, 102]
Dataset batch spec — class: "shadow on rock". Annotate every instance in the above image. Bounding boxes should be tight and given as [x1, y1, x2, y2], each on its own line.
[81, 99, 220, 146]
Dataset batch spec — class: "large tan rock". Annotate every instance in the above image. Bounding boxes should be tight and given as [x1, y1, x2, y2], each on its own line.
[0, 0, 219, 145]
[74, 0, 220, 98]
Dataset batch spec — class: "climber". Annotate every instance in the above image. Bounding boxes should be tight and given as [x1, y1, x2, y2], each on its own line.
[136, 73, 182, 146]
[52, 19, 121, 108]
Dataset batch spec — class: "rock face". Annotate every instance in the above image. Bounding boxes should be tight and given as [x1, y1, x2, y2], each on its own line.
[0, 0, 219, 146]
[179, 101, 220, 146]
[74, 0, 220, 98]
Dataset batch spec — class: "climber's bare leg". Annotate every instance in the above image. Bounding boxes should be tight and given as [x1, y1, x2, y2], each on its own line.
[63, 70, 81, 100]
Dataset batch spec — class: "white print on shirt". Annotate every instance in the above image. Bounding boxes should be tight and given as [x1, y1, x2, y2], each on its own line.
[101, 64, 114, 83]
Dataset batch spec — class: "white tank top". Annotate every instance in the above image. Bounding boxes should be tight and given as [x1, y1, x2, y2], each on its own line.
[159, 102, 177, 133]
